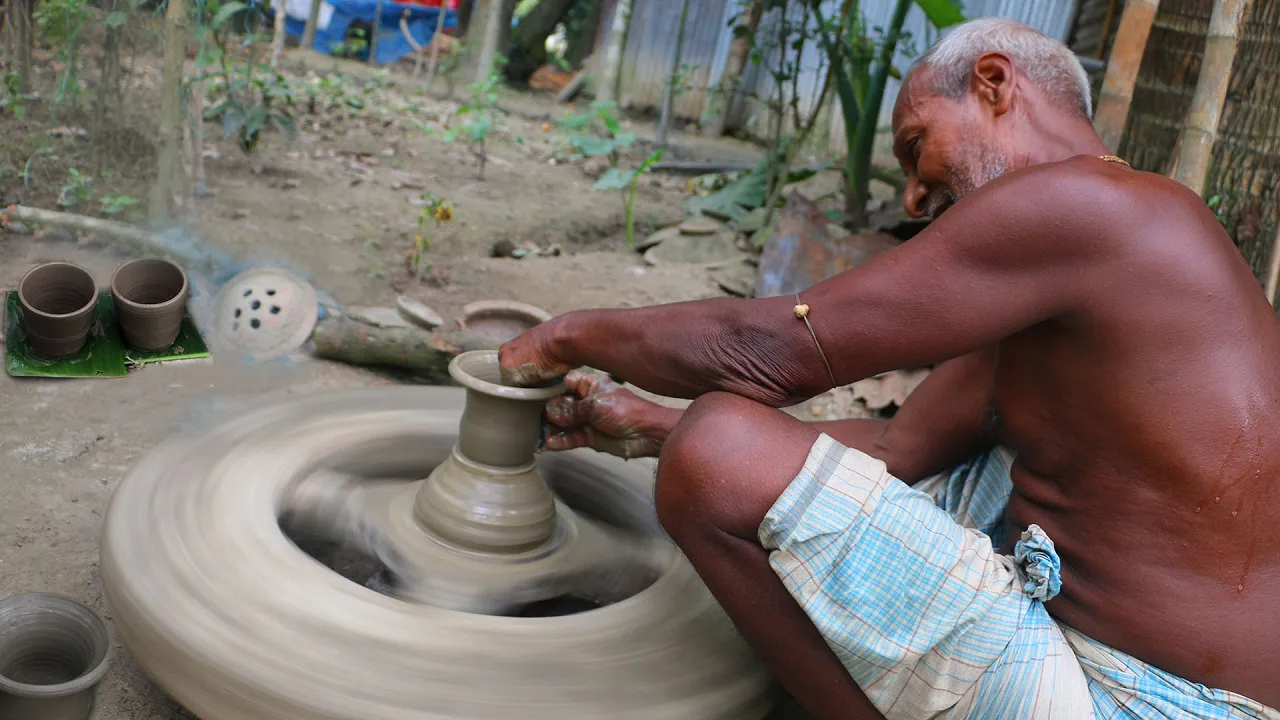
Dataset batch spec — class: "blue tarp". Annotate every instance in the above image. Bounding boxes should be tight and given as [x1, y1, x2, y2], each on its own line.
[284, 1, 456, 66]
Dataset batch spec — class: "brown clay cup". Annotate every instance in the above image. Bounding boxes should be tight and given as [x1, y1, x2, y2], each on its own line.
[17, 263, 99, 359]
[110, 258, 189, 351]
[0, 592, 111, 720]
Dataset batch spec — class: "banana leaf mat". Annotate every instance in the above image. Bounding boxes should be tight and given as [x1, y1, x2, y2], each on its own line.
[5, 291, 209, 378]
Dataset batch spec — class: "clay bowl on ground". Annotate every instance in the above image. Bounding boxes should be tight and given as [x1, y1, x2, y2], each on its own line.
[458, 300, 553, 344]
[17, 262, 99, 359]
[111, 258, 189, 351]
[0, 592, 111, 720]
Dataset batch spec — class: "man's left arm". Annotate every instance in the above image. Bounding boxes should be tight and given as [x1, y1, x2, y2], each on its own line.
[501, 165, 1111, 406]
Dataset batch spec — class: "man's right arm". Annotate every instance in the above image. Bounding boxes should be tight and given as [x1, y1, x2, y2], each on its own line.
[813, 348, 997, 483]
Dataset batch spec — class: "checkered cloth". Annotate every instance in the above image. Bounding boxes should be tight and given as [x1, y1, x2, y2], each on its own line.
[759, 434, 1280, 720]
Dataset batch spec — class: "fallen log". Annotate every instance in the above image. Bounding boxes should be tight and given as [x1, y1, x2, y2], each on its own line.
[311, 315, 503, 375]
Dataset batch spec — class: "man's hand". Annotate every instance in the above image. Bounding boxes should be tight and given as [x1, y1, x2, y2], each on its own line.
[498, 318, 575, 387]
[543, 371, 683, 459]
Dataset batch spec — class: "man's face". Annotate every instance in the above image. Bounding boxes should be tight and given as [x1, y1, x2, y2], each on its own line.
[892, 68, 1011, 219]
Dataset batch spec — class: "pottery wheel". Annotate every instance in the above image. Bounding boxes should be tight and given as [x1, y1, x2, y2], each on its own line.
[100, 380, 773, 719]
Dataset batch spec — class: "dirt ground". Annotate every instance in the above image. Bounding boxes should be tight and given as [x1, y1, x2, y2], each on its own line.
[0, 47, 884, 718]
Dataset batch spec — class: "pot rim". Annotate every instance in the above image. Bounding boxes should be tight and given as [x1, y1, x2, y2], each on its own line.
[16, 262, 98, 320]
[110, 258, 189, 311]
[449, 350, 566, 401]
[0, 592, 111, 698]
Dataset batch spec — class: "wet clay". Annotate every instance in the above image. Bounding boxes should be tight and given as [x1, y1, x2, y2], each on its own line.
[17, 263, 98, 359]
[100, 386, 773, 719]
[0, 593, 111, 720]
[110, 258, 189, 351]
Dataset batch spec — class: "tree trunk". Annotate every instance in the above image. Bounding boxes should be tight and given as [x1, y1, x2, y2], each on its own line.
[149, 0, 190, 224]
[271, 0, 288, 67]
[301, 0, 322, 51]
[1171, 0, 1251, 195]
[457, 0, 475, 36]
[702, 1, 761, 138]
[655, 0, 690, 148]
[9, 0, 31, 90]
[1093, 0, 1159, 152]
[423, 2, 448, 80]
[506, 0, 576, 81]
[98, 6, 124, 128]
[594, 0, 630, 104]
[566, 0, 602, 69]
[844, 0, 910, 228]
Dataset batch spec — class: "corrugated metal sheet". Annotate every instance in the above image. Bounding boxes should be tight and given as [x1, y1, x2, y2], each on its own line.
[594, 0, 1080, 144]
[599, 0, 734, 118]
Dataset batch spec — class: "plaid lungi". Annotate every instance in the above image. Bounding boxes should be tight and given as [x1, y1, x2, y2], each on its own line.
[759, 433, 1280, 720]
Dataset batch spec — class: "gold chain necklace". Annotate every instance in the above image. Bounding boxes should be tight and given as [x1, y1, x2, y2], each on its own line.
[1099, 154, 1130, 167]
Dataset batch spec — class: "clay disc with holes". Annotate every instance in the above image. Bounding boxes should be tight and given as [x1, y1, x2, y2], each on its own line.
[100, 387, 774, 720]
[212, 268, 319, 360]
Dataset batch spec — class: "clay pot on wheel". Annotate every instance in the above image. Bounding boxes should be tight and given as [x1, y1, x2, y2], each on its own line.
[0, 593, 111, 720]
[17, 262, 98, 359]
[111, 258, 189, 351]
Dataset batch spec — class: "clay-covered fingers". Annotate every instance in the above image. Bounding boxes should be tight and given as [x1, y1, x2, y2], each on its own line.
[498, 320, 574, 387]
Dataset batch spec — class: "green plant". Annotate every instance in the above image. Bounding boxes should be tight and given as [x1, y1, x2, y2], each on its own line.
[408, 193, 454, 279]
[100, 193, 141, 216]
[0, 72, 31, 119]
[35, 0, 95, 116]
[813, 0, 964, 226]
[594, 149, 663, 246]
[200, 2, 299, 155]
[445, 54, 505, 179]
[561, 100, 636, 164]
[58, 168, 93, 208]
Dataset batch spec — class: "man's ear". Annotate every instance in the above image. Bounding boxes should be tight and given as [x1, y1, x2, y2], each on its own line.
[971, 52, 1014, 116]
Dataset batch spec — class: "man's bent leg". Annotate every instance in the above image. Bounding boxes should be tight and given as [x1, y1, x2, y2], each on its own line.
[654, 392, 886, 720]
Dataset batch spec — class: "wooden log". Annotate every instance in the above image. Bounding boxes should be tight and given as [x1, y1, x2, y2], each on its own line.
[1094, 0, 1160, 152]
[310, 315, 501, 375]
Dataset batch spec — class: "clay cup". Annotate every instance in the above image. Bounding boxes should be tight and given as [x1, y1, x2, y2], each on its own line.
[111, 258, 189, 351]
[0, 593, 111, 720]
[17, 262, 99, 359]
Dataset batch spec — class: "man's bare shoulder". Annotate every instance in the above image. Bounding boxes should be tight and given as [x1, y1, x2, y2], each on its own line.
[954, 155, 1233, 267]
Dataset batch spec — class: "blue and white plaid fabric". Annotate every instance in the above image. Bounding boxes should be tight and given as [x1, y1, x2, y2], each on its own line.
[759, 434, 1280, 720]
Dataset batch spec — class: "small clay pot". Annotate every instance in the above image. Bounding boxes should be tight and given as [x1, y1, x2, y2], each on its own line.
[450, 350, 566, 468]
[17, 263, 98, 359]
[111, 258, 189, 351]
[0, 593, 111, 720]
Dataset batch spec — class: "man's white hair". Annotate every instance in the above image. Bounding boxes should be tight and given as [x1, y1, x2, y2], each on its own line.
[912, 17, 1092, 117]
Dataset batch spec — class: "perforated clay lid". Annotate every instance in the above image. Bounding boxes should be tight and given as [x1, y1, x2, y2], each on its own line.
[212, 267, 318, 360]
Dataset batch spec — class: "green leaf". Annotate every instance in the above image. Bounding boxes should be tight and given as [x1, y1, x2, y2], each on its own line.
[211, 1, 245, 28]
[569, 135, 614, 157]
[467, 116, 491, 142]
[914, 0, 965, 29]
[594, 168, 638, 192]
[611, 131, 636, 148]
[105, 10, 128, 27]
[685, 159, 770, 222]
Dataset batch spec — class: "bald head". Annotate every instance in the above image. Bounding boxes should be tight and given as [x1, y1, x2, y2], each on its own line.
[909, 17, 1092, 117]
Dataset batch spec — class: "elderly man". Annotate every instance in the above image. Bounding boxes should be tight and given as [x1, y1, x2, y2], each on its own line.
[499, 17, 1280, 720]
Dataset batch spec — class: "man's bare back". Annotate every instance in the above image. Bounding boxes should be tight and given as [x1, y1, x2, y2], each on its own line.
[987, 158, 1280, 701]
[499, 19, 1280, 719]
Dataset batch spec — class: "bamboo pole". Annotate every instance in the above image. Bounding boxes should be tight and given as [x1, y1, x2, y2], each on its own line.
[1265, 224, 1280, 305]
[655, 0, 691, 149]
[271, 0, 288, 67]
[1092, 0, 1160, 152]
[301, 0, 323, 52]
[1171, 0, 1251, 195]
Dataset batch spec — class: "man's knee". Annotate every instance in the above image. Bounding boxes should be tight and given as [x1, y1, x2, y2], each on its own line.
[655, 392, 815, 540]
